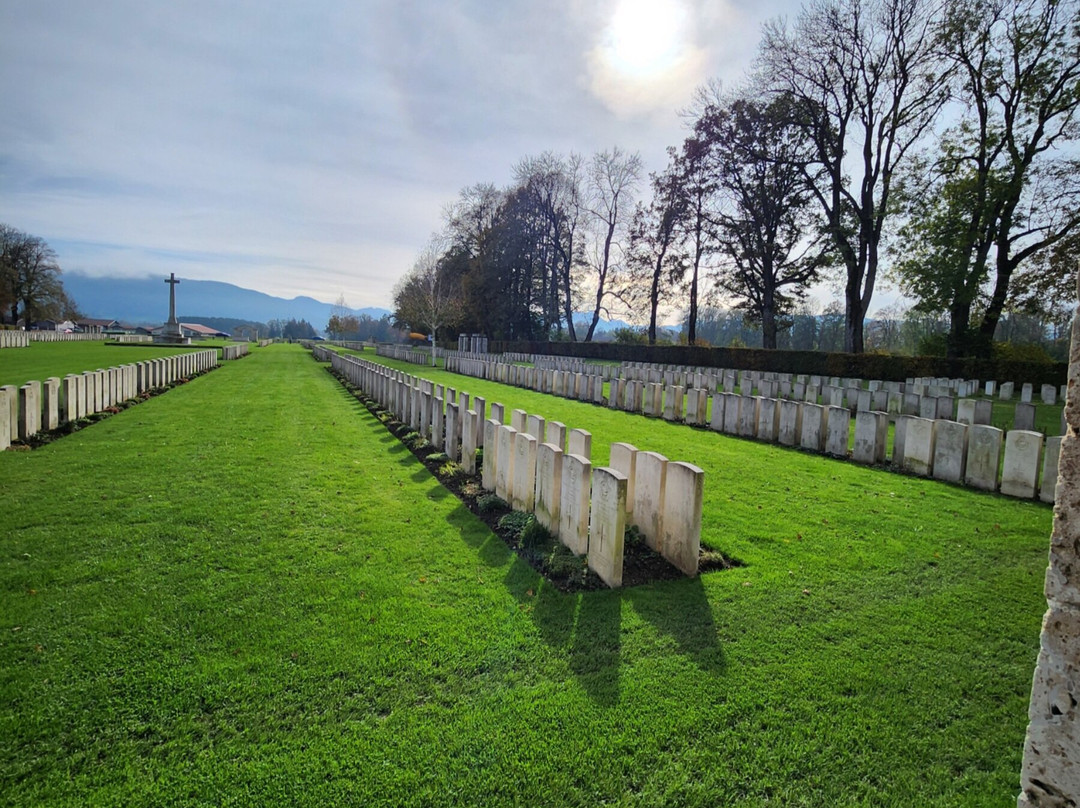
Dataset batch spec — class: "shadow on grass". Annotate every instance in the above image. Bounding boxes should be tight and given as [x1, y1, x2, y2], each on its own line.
[328, 370, 725, 704]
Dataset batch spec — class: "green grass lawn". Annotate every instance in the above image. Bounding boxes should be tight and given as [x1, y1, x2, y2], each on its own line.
[0, 341, 221, 390]
[1, 343, 1051, 806]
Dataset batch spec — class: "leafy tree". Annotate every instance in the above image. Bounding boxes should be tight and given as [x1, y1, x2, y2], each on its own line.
[758, 0, 949, 352]
[693, 93, 827, 349]
[893, 0, 1080, 357]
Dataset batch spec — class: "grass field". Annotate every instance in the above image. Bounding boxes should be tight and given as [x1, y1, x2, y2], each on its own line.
[0, 341, 224, 390]
[1, 343, 1052, 806]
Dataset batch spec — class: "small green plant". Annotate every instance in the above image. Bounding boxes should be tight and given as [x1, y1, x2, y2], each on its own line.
[476, 494, 508, 513]
[426, 452, 449, 463]
[546, 543, 586, 581]
[437, 461, 462, 479]
[624, 524, 645, 548]
[520, 517, 551, 550]
[497, 511, 532, 537]
[475, 447, 484, 467]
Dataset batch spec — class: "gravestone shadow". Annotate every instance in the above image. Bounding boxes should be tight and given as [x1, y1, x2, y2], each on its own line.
[626, 576, 726, 676]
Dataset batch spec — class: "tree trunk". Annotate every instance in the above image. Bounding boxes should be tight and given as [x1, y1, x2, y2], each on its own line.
[687, 256, 700, 345]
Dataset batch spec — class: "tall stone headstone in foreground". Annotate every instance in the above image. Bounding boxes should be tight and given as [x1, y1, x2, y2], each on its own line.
[1018, 269, 1080, 808]
[588, 467, 627, 588]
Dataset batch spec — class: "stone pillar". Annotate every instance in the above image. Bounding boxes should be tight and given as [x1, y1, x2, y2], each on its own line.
[588, 467, 627, 588]
[1018, 272, 1080, 806]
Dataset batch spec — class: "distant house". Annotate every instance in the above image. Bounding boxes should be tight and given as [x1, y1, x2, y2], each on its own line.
[76, 318, 119, 333]
[149, 322, 230, 339]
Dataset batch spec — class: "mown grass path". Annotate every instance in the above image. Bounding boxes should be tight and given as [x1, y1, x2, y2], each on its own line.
[1, 343, 1052, 806]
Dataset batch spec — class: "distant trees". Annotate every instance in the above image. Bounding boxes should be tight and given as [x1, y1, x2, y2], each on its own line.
[384, 0, 1076, 356]
[392, 239, 464, 365]
[266, 318, 317, 340]
[892, 0, 1080, 357]
[0, 224, 76, 326]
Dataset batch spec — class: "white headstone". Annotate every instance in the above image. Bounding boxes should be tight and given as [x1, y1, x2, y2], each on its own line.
[1001, 430, 1043, 499]
[661, 461, 704, 576]
[588, 467, 627, 588]
[964, 425, 1003, 491]
[512, 432, 538, 512]
[559, 453, 592, 555]
[633, 451, 668, 553]
[535, 442, 563, 536]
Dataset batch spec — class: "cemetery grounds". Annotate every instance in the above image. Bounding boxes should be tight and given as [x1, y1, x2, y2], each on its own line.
[0, 342, 1053, 806]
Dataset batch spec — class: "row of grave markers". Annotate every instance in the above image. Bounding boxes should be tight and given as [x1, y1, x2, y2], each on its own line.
[221, 343, 251, 360]
[423, 350, 1061, 503]
[318, 346, 706, 587]
[0, 349, 220, 451]
[430, 346, 1067, 416]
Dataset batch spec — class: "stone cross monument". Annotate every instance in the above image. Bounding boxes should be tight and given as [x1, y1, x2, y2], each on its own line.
[1017, 267, 1080, 807]
[162, 273, 183, 341]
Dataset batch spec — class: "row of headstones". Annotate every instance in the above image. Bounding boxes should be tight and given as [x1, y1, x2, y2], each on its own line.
[221, 343, 251, 360]
[438, 349, 1060, 503]
[444, 353, 1063, 436]
[442, 349, 1065, 412]
[375, 343, 433, 366]
[322, 349, 706, 588]
[0, 331, 30, 348]
[29, 332, 150, 343]
[0, 349, 218, 451]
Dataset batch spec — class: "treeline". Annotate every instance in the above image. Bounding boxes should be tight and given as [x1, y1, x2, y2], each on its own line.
[392, 0, 1079, 359]
[326, 297, 402, 342]
[0, 224, 80, 326]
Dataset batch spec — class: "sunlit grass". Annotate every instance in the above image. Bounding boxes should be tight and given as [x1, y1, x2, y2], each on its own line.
[0, 344, 1051, 806]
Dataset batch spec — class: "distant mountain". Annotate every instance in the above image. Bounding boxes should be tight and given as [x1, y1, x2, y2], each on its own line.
[63, 274, 391, 329]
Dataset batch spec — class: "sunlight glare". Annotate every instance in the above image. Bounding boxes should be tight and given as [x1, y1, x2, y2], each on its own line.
[603, 0, 687, 79]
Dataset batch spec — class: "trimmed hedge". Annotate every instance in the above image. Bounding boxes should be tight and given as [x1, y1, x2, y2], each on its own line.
[488, 341, 1067, 386]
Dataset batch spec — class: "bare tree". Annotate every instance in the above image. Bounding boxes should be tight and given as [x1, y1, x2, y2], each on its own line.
[758, 0, 950, 352]
[627, 161, 688, 344]
[581, 147, 643, 341]
[392, 238, 464, 366]
[0, 224, 65, 326]
[513, 152, 586, 340]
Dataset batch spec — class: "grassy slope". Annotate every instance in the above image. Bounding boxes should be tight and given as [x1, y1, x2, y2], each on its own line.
[0, 342, 221, 390]
[0, 344, 1051, 806]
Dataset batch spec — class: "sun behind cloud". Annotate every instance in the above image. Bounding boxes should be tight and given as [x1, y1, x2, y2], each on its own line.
[586, 0, 714, 118]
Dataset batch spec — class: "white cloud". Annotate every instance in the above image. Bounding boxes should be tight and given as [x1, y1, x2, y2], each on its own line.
[0, 0, 803, 311]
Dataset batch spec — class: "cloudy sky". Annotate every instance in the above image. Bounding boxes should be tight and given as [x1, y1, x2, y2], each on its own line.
[1, 0, 803, 311]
